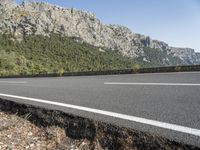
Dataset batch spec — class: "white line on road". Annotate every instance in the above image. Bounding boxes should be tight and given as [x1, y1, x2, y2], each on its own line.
[104, 82, 200, 86]
[129, 71, 200, 76]
[0, 81, 27, 84]
[0, 93, 200, 137]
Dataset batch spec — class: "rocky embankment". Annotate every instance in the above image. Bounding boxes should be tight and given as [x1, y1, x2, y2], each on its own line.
[0, 99, 199, 150]
[0, 0, 199, 65]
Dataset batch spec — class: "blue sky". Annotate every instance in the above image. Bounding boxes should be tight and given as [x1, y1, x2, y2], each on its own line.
[16, 0, 200, 52]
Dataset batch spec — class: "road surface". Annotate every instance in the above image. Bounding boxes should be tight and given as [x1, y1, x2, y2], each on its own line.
[0, 72, 200, 147]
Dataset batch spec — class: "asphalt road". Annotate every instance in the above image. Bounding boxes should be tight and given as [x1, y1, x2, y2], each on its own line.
[0, 72, 200, 147]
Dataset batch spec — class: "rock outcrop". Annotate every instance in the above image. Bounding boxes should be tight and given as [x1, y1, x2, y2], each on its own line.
[169, 47, 200, 65]
[0, 1, 199, 65]
[0, 0, 16, 10]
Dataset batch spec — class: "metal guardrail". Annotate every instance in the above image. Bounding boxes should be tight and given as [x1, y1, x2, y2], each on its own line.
[1, 65, 200, 78]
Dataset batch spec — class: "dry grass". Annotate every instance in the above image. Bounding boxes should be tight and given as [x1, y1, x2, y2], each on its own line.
[0, 99, 199, 150]
[0, 112, 94, 150]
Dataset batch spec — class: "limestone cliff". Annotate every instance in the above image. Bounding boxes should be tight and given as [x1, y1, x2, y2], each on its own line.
[0, 1, 199, 65]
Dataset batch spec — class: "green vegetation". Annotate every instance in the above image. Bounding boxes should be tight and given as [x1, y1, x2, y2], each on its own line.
[0, 50, 31, 76]
[0, 34, 140, 76]
[0, 34, 181, 76]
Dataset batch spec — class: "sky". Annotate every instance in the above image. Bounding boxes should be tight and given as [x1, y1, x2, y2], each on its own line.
[16, 0, 200, 52]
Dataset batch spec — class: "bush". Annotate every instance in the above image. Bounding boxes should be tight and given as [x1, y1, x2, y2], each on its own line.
[132, 64, 140, 73]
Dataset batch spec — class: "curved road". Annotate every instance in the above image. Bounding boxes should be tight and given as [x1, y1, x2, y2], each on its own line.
[0, 72, 200, 147]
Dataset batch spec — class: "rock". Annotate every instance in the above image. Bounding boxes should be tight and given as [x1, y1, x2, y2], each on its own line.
[169, 47, 200, 65]
[0, 0, 16, 10]
[0, 0, 199, 65]
[196, 53, 200, 64]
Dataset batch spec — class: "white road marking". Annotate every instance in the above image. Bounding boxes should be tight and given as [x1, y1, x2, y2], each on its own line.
[0, 81, 27, 84]
[130, 71, 200, 76]
[104, 82, 200, 86]
[0, 93, 200, 137]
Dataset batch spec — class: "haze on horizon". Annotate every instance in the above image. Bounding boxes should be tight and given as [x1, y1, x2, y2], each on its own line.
[16, 0, 200, 52]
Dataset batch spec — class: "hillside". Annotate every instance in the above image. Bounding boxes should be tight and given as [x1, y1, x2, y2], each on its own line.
[0, 34, 150, 76]
[0, 0, 199, 76]
[0, 33, 184, 76]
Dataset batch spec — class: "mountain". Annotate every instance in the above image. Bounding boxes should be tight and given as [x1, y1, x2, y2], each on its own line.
[0, 0, 199, 70]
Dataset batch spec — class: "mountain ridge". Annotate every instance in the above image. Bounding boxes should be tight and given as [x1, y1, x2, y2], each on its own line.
[0, 0, 199, 65]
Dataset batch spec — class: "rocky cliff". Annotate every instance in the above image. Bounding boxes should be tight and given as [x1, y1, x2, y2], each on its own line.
[169, 47, 200, 65]
[0, 0, 16, 9]
[0, 0, 199, 65]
